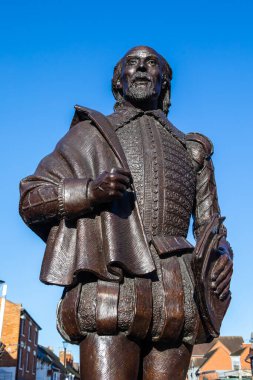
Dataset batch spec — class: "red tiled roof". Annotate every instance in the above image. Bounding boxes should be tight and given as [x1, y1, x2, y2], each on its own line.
[192, 336, 244, 357]
[218, 336, 244, 353]
[230, 347, 247, 356]
[192, 339, 217, 356]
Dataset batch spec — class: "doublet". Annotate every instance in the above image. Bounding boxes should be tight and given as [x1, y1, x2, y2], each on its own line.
[19, 105, 223, 346]
[114, 112, 196, 239]
[58, 108, 219, 345]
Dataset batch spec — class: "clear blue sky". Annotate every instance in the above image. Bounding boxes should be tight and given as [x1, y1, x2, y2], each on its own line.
[1, 0, 253, 362]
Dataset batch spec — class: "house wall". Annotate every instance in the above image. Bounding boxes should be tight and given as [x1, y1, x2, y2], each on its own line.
[201, 345, 232, 372]
[36, 357, 63, 380]
[199, 372, 218, 380]
[0, 300, 40, 380]
[0, 367, 16, 380]
[198, 343, 232, 380]
[35, 360, 51, 380]
[17, 312, 39, 380]
[241, 345, 251, 370]
[192, 339, 251, 380]
[0, 299, 21, 368]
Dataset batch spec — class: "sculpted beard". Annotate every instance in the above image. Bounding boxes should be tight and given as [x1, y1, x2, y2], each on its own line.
[124, 73, 157, 102]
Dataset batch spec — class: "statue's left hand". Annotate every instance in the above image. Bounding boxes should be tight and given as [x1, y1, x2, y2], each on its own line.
[211, 246, 233, 300]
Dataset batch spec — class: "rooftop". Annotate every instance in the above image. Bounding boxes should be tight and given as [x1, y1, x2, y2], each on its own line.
[192, 336, 244, 357]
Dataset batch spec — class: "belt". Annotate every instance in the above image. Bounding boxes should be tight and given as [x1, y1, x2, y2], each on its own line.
[151, 235, 194, 257]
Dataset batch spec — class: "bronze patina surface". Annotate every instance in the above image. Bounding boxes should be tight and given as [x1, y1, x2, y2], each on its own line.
[20, 46, 233, 379]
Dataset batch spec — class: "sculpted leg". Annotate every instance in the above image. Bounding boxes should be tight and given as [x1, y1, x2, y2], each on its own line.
[79, 333, 141, 380]
[142, 342, 193, 380]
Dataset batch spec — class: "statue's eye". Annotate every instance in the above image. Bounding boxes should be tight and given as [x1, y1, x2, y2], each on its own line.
[127, 59, 138, 66]
[148, 59, 157, 66]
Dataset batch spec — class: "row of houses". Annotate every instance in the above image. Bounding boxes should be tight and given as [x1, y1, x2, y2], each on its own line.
[0, 299, 79, 380]
[188, 336, 253, 379]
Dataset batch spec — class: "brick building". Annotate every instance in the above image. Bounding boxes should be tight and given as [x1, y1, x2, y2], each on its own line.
[58, 350, 79, 379]
[188, 336, 252, 379]
[58, 351, 73, 367]
[0, 299, 41, 380]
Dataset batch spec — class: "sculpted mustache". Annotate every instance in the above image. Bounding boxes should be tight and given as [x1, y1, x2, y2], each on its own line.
[130, 74, 152, 84]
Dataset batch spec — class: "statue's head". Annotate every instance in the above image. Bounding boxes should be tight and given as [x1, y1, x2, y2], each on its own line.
[112, 46, 172, 114]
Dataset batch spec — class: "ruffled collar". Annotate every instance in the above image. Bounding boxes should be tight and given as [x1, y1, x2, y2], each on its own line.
[107, 103, 186, 146]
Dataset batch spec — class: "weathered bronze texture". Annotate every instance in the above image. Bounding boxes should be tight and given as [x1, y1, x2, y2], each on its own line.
[19, 46, 233, 379]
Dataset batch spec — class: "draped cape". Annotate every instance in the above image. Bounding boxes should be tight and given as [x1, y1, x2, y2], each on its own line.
[20, 107, 156, 286]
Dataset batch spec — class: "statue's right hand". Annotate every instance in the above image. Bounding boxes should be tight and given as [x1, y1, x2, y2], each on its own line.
[87, 168, 132, 206]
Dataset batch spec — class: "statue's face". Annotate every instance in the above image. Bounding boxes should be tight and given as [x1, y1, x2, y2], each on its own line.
[120, 46, 163, 107]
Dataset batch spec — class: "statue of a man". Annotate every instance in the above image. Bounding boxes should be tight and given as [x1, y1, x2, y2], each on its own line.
[20, 46, 233, 379]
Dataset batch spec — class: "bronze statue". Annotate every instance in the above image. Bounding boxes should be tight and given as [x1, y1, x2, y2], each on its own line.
[19, 46, 233, 379]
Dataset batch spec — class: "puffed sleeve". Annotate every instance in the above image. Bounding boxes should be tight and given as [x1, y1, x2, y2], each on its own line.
[186, 132, 221, 240]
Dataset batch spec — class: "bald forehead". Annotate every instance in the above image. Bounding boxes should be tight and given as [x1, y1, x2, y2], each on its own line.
[124, 46, 160, 59]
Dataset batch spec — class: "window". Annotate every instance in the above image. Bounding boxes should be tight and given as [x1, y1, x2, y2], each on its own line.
[28, 323, 32, 341]
[34, 329, 38, 346]
[18, 347, 23, 369]
[32, 353, 36, 374]
[20, 318, 25, 336]
[25, 351, 30, 372]
[232, 359, 240, 370]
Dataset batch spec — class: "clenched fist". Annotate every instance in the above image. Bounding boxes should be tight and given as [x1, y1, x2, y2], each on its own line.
[88, 168, 132, 206]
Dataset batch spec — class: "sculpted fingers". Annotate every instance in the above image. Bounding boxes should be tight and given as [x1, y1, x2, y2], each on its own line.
[219, 284, 231, 301]
[108, 173, 131, 188]
[211, 253, 229, 281]
[212, 259, 233, 289]
[88, 169, 132, 205]
[211, 263, 233, 300]
[108, 181, 127, 192]
[106, 181, 127, 199]
[213, 271, 232, 297]
[210, 251, 233, 299]
[110, 168, 132, 184]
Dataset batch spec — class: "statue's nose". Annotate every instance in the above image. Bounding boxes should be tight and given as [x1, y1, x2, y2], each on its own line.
[137, 61, 147, 72]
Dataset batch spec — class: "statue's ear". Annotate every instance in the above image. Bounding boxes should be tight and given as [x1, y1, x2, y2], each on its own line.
[162, 80, 167, 89]
[116, 79, 122, 90]
[112, 86, 123, 103]
[158, 82, 171, 115]
[113, 79, 123, 102]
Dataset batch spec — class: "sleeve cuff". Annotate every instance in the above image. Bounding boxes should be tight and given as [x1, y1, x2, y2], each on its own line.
[58, 178, 94, 219]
